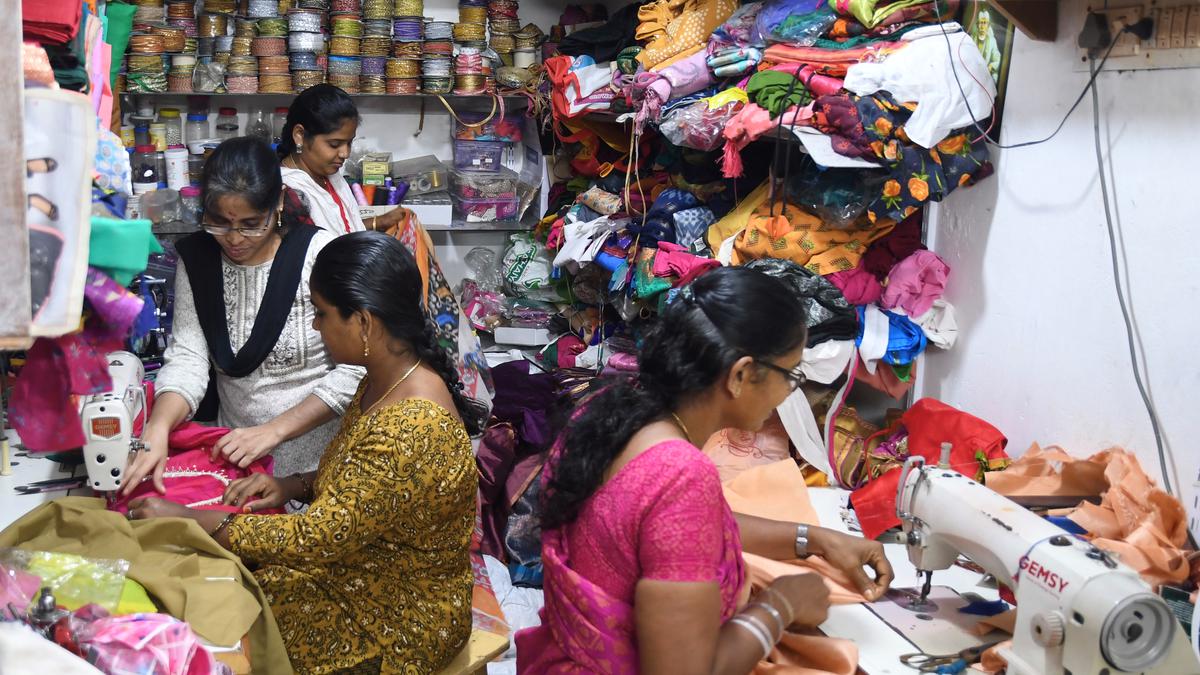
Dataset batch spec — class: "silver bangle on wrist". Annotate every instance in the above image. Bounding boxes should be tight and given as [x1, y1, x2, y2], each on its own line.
[794, 523, 811, 559]
[760, 586, 795, 624]
[749, 601, 786, 636]
[729, 616, 774, 660]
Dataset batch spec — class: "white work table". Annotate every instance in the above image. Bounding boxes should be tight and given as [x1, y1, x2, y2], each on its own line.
[808, 487, 1000, 675]
[0, 430, 86, 532]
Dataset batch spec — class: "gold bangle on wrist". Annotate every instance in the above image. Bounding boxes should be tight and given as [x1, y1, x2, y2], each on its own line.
[209, 513, 235, 538]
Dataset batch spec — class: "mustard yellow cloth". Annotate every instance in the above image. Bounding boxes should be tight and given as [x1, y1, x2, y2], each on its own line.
[228, 395, 477, 674]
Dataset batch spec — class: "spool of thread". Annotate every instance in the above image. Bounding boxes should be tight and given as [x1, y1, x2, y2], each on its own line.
[298, 0, 332, 8]
[168, 18, 199, 37]
[1, 439, 10, 477]
[226, 75, 261, 93]
[204, 0, 237, 13]
[421, 57, 450, 76]
[363, 19, 392, 37]
[386, 57, 420, 78]
[360, 75, 386, 93]
[172, 53, 198, 68]
[386, 77, 420, 94]
[227, 55, 260, 74]
[453, 73, 485, 94]
[332, 16, 364, 37]
[329, 36, 362, 56]
[126, 72, 170, 93]
[393, 0, 423, 17]
[422, 76, 451, 93]
[278, 0, 294, 12]
[424, 21, 452, 40]
[287, 9, 323, 32]
[458, 6, 487, 25]
[215, 35, 235, 51]
[167, 1, 196, 19]
[252, 37, 288, 55]
[259, 73, 294, 92]
[257, 17, 289, 36]
[487, 0, 518, 18]
[151, 25, 188, 52]
[422, 43, 452, 60]
[330, 0, 360, 10]
[392, 17, 423, 41]
[128, 54, 166, 72]
[235, 18, 259, 37]
[317, 53, 329, 70]
[232, 36, 254, 56]
[512, 47, 534, 68]
[130, 33, 167, 54]
[248, 0, 279, 17]
[361, 55, 387, 76]
[258, 54, 291, 73]
[489, 33, 514, 52]
[288, 32, 326, 53]
[327, 55, 363, 75]
[289, 50, 321, 69]
[362, 36, 392, 56]
[350, 182, 369, 206]
[197, 13, 229, 37]
[169, 72, 195, 92]
[393, 41, 421, 58]
[362, 0, 391, 20]
[293, 70, 326, 88]
[490, 18, 520, 34]
[452, 22, 485, 42]
[328, 73, 360, 93]
[455, 49, 484, 72]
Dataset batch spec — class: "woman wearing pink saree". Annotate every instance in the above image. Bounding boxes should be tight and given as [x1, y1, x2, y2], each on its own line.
[516, 267, 893, 674]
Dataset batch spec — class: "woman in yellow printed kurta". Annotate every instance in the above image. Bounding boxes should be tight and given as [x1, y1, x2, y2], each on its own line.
[128, 231, 489, 674]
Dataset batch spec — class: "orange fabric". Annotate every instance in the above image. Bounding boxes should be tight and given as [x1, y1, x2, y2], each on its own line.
[988, 444, 1192, 588]
[703, 413, 792, 483]
[732, 202, 895, 275]
[635, 0, 738, 70]
[723, 460, 863, 674]
[381, 208, 432, 309]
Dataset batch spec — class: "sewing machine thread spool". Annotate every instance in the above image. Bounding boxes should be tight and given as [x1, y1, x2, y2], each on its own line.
[0, 438, 10, 476]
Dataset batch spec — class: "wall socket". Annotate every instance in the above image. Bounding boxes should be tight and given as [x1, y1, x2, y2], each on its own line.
[1073, 0, 1200, 71]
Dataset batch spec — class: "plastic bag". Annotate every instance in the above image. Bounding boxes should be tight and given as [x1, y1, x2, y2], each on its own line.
[660, 101, 745, 152]
[787, 161, 881, 229]
[0, 549, 128, 613]
[0, 562, 42, 615]
[502, 233, 565, 302]
[755, 0, 834, 45]
[461, 280, 508, 331]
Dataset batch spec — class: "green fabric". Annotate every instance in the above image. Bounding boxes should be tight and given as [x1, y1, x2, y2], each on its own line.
[813, 21, 923, 49]
[633, 251, 672, 300]
[745, 71, 813, 118]
[89, 217, 162, 285]
[0, 498, 293, 674]
[116, 578, 159, 615]
[104, 3, 137, 93]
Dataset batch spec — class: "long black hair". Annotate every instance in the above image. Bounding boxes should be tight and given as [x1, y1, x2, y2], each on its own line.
[202, 136, 313, 232]
[310, 231, 487, 435]
[541, 266, 808, 529]
[277, 84, 360, 159]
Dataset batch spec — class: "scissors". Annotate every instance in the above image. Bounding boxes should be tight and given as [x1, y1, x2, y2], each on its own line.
[900, 641, 1002, 674]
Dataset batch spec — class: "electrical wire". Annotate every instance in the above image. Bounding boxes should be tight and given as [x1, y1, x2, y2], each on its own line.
[1089, 58, 1173, 495]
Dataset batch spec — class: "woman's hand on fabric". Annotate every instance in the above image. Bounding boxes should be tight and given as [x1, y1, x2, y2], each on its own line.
[127, 496, 192, 520]
[769, 573, 831, 628]
[119, 425, 170, 496]
[223, 473, 291, 512]
[808, 527, 894, 601]
[372, 206, 409, 231]
[211, 423, 283, 468]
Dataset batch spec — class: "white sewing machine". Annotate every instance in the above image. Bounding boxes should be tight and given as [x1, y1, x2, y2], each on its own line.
[77, 351, 146, 492]
[895, 447, 1200, 675]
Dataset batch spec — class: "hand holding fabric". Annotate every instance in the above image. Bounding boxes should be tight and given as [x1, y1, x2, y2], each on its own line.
[212, 423, 284, 468]
[768, 573, 832, 627]
[808, 527, 894, 600]
[119, 425, 169, 496]
[223, 473, 293, 513]
[126, 496, 192, 521]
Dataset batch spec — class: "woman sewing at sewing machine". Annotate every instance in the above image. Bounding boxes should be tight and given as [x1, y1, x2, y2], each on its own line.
[128, 231, 487, 673]
[516, 266, 895, 674]
[120, 137, 363, 495]
[278, 84, 407, 235]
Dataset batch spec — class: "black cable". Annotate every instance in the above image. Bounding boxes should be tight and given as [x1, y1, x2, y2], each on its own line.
[1089, 59, 1173, 495]
[933, 6, 1126, 149]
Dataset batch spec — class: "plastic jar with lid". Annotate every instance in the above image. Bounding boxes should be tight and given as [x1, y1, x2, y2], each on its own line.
[132, 145, 160, 195]
[215, 107, 239, 140]
[159, 108, 184, 146]
[150, 123, 168, 152]
[185, 112, 210, 144]
[165, 146, 190, 190]
[272, 107, 289, 146]
[180, 185, 202, 227]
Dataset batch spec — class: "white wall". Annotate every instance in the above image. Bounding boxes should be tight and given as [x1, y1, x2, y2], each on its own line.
[917, 0, 1200, 529]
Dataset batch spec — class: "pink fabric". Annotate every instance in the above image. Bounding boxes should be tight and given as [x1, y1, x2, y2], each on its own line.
[108, 423, 281, 516]
[516, 441, 746, 673]
[75, 610, 222, 675]
[634, 50, 716, 132]
[721, 103, 815, 177]
[0, 563, 42, 614]
[769, 63, 845, 97]
[880, 250, 950, 316]
[828, 263, 883, 305]
[652, 241, 722, 279]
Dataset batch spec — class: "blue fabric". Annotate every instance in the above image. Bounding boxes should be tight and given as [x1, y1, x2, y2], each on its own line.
[856, 306, 927, 365]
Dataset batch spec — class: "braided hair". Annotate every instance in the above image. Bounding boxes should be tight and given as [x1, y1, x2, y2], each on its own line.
[309, 231, 487, 435]
[541, 266, 808, 529]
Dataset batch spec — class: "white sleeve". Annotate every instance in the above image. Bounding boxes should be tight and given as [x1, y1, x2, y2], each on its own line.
[152, 262, 211, 417]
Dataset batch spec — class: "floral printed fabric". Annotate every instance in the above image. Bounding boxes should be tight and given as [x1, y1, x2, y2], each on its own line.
[814, 92, 992, 223]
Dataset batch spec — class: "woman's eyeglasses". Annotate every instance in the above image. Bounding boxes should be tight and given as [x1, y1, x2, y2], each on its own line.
[756, 361, 807, 391]
[203, 210, 279, 238]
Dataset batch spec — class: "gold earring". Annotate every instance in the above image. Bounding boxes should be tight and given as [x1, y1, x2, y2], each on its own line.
[362, 336, 370, 358]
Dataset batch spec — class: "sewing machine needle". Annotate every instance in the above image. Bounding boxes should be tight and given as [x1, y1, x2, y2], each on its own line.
[919, 570, 933, 605]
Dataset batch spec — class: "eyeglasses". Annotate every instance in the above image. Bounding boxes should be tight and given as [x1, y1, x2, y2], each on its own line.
[202, 210, 279, 238]
[756, 360, 807, 392]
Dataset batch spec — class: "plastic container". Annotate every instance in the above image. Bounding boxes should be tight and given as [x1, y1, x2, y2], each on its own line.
[449, 168, 519, 201]
[272, 107, 289, 146]
[119, 125, 135, 148]
[246, 109, 272, 142]
[390, 155, 448, 194]
[150, 123, 168, 152]
[155, 151, 168, 188]
[180, 185, 202, 226]
[185, 113, 210, 144]
[188, 154, 205, 184]
[215, 107, 239, 140]
[159, 108, 183, 146]
[165, 147, 190, 190]
[453, 112, 523, 143]
[453, 140, 505, 172]
[131, 145, 160, 195]
[454, 196, 518, 223]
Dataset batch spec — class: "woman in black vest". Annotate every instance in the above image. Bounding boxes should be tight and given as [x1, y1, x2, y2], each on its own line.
[120, 137, 363, 496]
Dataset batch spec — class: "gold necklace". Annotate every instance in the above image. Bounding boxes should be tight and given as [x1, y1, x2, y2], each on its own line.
[670, 412, 692, 444]
[362, 359, 422, 416]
